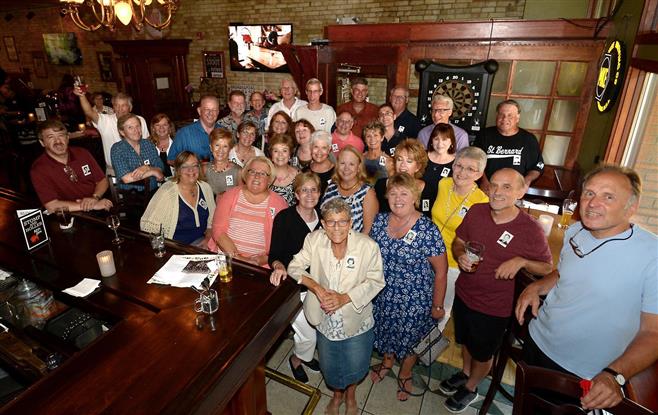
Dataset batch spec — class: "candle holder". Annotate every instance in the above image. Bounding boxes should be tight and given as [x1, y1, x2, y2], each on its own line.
[96, 250, 116, 277]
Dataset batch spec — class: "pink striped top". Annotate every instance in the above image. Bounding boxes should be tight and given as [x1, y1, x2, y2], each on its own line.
[227, 192, 268, 257]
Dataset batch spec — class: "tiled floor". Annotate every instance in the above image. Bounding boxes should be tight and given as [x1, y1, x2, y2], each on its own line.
[264, 331, 514, 415]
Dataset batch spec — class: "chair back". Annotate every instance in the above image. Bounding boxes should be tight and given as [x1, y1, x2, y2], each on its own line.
[626, 361, 658, 412]
[513, 362, 654, 415]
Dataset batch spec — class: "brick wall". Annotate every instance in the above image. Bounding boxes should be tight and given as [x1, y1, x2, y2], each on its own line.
[631, 86, 658, 233]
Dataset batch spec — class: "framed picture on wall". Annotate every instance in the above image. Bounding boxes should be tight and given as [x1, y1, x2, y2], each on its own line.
[3, 36, 19, 62]
[32, 52, 47, 78]
[97, 52, 115, 82]
[202, 51, 225, 78]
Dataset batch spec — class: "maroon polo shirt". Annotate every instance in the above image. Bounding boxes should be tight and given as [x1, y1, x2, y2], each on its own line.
[30, 147, 105, 205]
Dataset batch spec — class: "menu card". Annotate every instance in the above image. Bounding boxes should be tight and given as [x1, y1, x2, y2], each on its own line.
[17, 209, 49, 251]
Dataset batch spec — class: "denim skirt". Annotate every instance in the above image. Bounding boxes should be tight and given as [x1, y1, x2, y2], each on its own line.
[316, 328, 374, 390]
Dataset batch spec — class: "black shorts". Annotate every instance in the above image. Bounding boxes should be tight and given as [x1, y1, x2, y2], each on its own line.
[453, 295, 509, 362]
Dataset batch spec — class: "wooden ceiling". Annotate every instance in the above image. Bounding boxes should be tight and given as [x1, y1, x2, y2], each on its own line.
[0, 0, 59, 12]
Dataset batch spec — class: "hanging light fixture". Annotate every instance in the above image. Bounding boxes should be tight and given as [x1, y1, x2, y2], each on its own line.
[59, 0, 178, 32]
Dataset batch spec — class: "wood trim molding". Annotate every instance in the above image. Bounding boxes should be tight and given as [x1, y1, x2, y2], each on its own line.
[604, 68, 646, 163]
[630, 58, 658, 73]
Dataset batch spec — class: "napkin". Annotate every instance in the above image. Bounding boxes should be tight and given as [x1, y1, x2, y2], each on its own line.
[63, 278, 102, 297]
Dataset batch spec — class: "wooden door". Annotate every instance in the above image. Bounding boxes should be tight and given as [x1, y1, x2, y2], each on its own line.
[108, 40, 192, 123]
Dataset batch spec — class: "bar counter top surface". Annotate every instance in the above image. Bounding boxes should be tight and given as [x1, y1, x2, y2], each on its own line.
[0, 188, 300, 414]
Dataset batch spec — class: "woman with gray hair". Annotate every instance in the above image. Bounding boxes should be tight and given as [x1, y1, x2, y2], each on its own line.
[208, 156, 287, 266]
[285, 198, 385, 415]
[304, 130, 335, 194]
[430, 146, 488, 332]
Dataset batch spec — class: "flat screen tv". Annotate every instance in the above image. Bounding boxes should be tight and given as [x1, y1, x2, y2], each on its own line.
[228, 23, 292, 73]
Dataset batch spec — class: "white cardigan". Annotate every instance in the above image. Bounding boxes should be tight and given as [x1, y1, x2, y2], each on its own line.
[140, 180, 216, 239]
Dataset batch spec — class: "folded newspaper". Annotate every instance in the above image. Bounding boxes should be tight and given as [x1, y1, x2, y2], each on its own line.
[148, 255, 218, 288]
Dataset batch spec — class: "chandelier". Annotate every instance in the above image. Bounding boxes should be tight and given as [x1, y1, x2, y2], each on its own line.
[59, 0, 178, 32]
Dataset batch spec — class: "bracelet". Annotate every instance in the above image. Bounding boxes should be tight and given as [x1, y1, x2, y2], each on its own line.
[434, 304, 444, 310]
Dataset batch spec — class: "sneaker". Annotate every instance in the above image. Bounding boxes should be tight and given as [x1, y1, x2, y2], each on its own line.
[444, 385, 478, 413]
[302, 358, 321, 373]
[438, 371, 468, 396]
[289, 355, 309, 383]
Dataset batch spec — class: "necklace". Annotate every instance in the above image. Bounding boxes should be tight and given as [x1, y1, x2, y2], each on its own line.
[212, 160, 229, 173]
[388, 213, 415, 237]
[441, 183, 476, 232]
[339, 180, 360, 193]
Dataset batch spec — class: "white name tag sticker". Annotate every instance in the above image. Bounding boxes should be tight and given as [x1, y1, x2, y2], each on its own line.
[513, 155, 521, 165]
[331, 143, 339, 153]
[379, 156, 387, 166]
[144, 159, 151, 166]
[320, 117, 326, 126]
[422, 199, 430, 212]
[398, 125, 405, 133]
[346, 256, 357, 269]
[389, 148, 396, 156]
[441, 167, 450, 177]
[403, 230, 417, 244]
[458, 206, 469, 217]
[225, 176, 234, 186]
[497, 231, 514, 247]
[291, 156, 299, 167]
[82, 164, 91, 176]
[269, 207, 276, 218]
[198, 199, 208, 210]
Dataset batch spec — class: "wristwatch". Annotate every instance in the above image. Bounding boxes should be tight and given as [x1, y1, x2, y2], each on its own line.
[602, 367, 626, 386]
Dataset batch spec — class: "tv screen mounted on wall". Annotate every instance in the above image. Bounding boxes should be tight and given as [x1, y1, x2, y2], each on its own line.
[228, 23, 292, 73]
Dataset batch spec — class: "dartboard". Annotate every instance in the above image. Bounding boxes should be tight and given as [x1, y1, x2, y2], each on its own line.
[416, 60, 498, 141]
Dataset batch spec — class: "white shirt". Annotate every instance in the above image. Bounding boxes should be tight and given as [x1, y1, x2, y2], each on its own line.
[266, 97, 307, 129]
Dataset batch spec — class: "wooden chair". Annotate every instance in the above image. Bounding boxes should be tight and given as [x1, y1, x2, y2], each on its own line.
[513, 362, 654, 415]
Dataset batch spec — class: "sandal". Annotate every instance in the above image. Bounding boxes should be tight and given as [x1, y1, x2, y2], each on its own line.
[369, 362, 393, 383]
[397, 376, 413, 401]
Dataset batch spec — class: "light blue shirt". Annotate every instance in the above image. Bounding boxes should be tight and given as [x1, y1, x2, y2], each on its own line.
[529, 222, 658, 379]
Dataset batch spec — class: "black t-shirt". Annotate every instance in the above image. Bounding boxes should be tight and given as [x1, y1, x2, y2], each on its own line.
[421, 159, 453, 217]
[475, 127, 544, 179]
[393, 109, 422, 139]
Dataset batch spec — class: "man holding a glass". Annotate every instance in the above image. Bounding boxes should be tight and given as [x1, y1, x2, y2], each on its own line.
[516, 165, 657, 411]
[438, 168, 553, 413]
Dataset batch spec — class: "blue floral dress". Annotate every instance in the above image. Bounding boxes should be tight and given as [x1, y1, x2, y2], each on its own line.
[369, 213, 446, 358]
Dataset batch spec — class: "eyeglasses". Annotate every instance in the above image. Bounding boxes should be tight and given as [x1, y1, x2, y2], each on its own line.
[306, 89, 322, 94]
[324, 219, 350, 228]
[247, 169, 270, 178]
[568, 225, 634, 258]
[299, 187, 319, 194]
[379, 111, 394, 117]
[453, 163, 479, 174]
[180, 164, 200, 171]
[63, 165, 78, 183]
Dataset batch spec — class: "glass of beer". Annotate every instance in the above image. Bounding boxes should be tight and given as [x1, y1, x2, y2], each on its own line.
[464, 241, 485, 272]
[216, 253, 233, 283]
[558, 198, 577, 229]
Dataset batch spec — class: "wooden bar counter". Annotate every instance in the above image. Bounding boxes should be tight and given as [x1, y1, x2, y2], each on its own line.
[0, 188, 300, 414]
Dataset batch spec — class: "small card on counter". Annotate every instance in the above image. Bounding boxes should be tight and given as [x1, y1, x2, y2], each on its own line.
[63, 278, 102, 297]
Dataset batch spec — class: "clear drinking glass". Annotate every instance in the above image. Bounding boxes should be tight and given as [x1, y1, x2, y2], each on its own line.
[558, 198, 577, 229]
[150, 231, 165, 258]
[106, 214, 124, 245]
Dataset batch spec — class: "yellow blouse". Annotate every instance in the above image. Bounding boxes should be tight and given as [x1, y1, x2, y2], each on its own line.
[431, 177, 489, 267]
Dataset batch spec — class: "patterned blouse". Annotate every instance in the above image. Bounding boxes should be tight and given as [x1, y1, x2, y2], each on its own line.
[320, 182, 370, 232]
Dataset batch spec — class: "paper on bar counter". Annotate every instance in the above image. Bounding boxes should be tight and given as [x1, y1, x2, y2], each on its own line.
[63, 278, 102, 297]
[148, 255, 218, 288]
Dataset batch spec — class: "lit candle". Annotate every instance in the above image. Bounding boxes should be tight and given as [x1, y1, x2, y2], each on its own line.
[28, 113, 36, 122]
[96, 250, 116, 277]
[538, 214, 554, 237]
[78, 123, 86, 132]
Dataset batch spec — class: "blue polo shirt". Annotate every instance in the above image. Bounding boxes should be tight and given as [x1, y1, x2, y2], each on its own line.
[168, 121, 217, 162]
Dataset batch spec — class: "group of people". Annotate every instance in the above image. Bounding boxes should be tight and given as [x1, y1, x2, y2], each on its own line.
[27, 75, 656, 415]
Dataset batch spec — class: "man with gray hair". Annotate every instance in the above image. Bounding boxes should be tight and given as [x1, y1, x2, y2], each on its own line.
[417, 95, 469, 151]
[516, 165, 657, 411]
[475, 99, 544, 192]
[266, 77, 307, 129]
[390, 86, 421, 138]
[336, 77, 379, 138]
[75, 87, 149, 172]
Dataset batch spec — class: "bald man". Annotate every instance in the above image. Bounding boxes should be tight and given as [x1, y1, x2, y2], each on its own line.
[439, 168, 553, 413]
